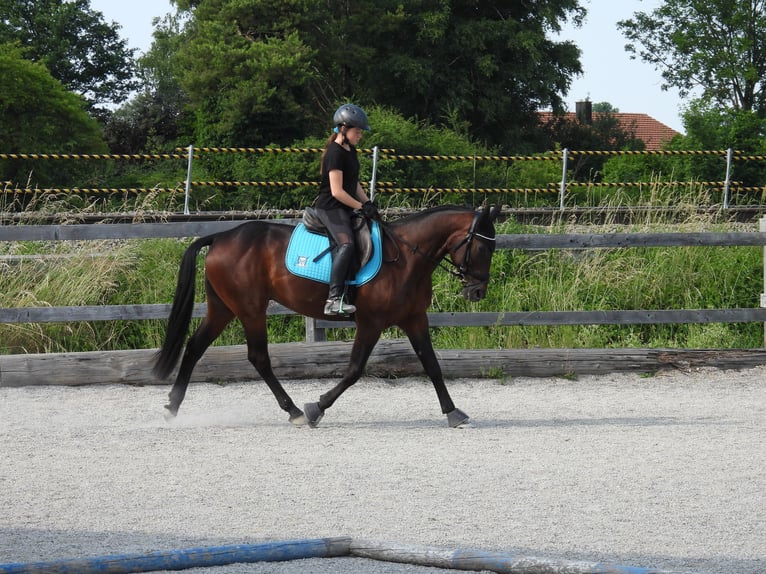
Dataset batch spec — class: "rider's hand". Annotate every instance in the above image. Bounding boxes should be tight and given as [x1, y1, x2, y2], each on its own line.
[361, 200, 380, 220]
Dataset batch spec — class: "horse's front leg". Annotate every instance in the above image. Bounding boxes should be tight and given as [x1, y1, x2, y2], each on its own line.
[401, 313, 470, 428]
[303, 328, 381, 427]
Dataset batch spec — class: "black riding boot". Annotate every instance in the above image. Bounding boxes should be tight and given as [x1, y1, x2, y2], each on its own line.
[324, 243, 356, 315]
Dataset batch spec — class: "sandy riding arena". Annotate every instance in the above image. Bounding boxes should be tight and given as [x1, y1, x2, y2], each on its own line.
[0, 367, 764, 574]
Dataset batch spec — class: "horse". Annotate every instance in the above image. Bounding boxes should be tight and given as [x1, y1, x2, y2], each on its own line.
[152, 203, 502, 427]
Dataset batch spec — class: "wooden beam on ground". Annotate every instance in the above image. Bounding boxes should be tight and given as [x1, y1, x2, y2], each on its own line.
[1, 340, 765, 387]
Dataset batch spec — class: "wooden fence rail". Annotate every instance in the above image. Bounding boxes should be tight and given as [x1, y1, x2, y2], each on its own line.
[2, 220, 766, 337]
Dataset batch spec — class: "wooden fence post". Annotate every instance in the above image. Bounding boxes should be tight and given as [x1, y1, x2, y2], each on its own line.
[305, 317, 326, 343]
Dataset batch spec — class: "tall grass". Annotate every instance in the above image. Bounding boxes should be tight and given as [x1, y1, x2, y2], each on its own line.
[429, 183, 763, 349]
[0, 182, 763, 353]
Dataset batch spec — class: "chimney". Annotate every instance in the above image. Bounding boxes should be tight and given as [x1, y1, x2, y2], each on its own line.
[576, 99, 592, 125]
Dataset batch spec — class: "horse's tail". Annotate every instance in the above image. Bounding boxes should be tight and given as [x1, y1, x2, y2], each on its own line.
[152, 234, 216, 380]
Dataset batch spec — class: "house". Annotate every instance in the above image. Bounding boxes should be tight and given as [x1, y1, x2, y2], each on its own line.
[538, 100, 681, 150]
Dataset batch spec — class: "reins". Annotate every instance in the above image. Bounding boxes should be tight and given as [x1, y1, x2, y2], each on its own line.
[375, 211, 495, 282]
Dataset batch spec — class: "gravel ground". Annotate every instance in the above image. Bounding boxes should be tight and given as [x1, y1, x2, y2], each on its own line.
[1, 367, 764, 574]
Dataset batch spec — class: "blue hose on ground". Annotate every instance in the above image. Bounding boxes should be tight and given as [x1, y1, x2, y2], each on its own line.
[0, 537, 352, 574]
[0, 537, 691, 574]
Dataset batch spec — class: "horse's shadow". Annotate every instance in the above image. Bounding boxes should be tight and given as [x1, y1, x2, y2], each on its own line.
[162, 413, 728, 431]
[470, 415, 730, 430]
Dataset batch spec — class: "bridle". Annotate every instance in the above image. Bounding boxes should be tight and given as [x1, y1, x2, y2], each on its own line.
[380, 211, 496, 284]
[444, 211, 496, 284]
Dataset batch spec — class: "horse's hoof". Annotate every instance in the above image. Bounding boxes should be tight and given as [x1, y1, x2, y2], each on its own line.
[447, 408, 470, 428]
[303, 402, 324, 428]
[289, 409, 308, 426]
[163, 404, 178, 421]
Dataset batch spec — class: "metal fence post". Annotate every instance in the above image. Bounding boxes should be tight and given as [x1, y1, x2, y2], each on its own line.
[723, 147, 733, 209]
[761, 216, 766, 347]
[369, 145, 379, 201]
[559, 148, 569, 210]
[183, 144, 193, 215]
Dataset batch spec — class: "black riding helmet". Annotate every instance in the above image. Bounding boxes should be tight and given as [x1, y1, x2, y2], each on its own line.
[333, 103, 371, 131]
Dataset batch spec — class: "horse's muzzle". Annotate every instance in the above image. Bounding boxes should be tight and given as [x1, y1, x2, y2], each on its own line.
[462, 281, 488, 302]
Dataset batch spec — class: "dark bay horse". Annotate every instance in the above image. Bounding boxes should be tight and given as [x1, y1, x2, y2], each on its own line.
[152, 204, 502, 427]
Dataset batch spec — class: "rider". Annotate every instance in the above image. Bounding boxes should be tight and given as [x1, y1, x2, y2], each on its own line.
[315, 103, 379, 316]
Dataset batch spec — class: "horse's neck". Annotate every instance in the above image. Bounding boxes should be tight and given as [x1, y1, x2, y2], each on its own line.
[402, 211, 469, 258]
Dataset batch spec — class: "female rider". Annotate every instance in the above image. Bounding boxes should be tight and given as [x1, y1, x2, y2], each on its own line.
[314, 103, 379, 315]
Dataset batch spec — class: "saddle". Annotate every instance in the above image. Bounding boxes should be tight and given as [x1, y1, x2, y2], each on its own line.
[302, 206, 374, 268]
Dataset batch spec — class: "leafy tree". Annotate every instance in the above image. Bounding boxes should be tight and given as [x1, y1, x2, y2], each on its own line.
[310, 1, 586, 151]
[668, 102, 766, 190]
[0, 44, 107, 189]
[618, 0, 766, 115]
[171, 0, 585, 151]
[105, 13, 191, 154]
[172, 0, 317, 146]
[618, 1, 766, 194]
[0, 0, 138, 112]
[592, 102, 619, 113]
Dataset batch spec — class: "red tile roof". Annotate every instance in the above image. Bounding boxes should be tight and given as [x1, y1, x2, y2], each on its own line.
[538, 111, 681, 150]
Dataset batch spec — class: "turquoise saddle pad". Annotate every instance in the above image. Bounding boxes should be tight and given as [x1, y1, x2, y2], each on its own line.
[285, 221, 382, 286]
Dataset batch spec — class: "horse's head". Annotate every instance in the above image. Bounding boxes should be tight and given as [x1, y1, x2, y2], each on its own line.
[449, 204, 502, 301]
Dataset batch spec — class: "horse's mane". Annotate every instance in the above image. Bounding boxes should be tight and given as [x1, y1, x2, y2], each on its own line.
[388, 204, 475, 228]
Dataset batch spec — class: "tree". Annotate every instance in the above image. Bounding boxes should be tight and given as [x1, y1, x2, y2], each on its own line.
[105, 13, 191, 154]
[0, 44, 107, 187]
[321, 0, 586, 151]
[618, 0, 766, 115]
[172, 0, 318, 146]
[669, 102, 766, 187]
[0, 0, 138, 112]
[170, 0, 585, 150]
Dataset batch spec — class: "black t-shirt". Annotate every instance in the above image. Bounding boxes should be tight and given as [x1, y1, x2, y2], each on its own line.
[316, 142, 360, 210]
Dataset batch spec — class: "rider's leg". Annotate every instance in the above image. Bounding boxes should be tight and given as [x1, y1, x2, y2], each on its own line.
[325, 242, 356, 315]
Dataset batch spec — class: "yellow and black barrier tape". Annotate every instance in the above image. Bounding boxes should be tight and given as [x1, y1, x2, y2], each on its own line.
[177, 147, 395, 155]
[732, 155, 766, 161]
[189, 180, 396, 188]
[563, 181, 742, 188]
[380, 154, 558, 162]
[189, 181, 320, 188]
[564, 150, 733, 157]
[5, 187, 183, 194]
[4, 149, 764, 162]
[373, 187, 557, 194]
[0, 153, 187, 160]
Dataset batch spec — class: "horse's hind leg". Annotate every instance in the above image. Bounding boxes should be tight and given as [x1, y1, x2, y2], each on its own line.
[166, 305, 233, 418]
[243, 317, 306, 426]
[304, 329, 381, 427]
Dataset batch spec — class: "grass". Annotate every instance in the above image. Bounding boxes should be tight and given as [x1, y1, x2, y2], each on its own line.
[425, 183, 763, 349]
[0, 182, 763, 353]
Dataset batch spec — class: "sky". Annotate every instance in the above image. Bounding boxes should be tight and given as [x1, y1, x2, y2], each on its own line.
[556, 0, 686, 132]
[90, 0, 686, 134]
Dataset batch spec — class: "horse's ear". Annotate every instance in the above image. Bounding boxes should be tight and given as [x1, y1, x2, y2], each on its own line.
[483, 203, 501, 222]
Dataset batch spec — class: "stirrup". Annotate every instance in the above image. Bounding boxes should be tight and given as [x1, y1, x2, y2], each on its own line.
[324, 297, 356, 316]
